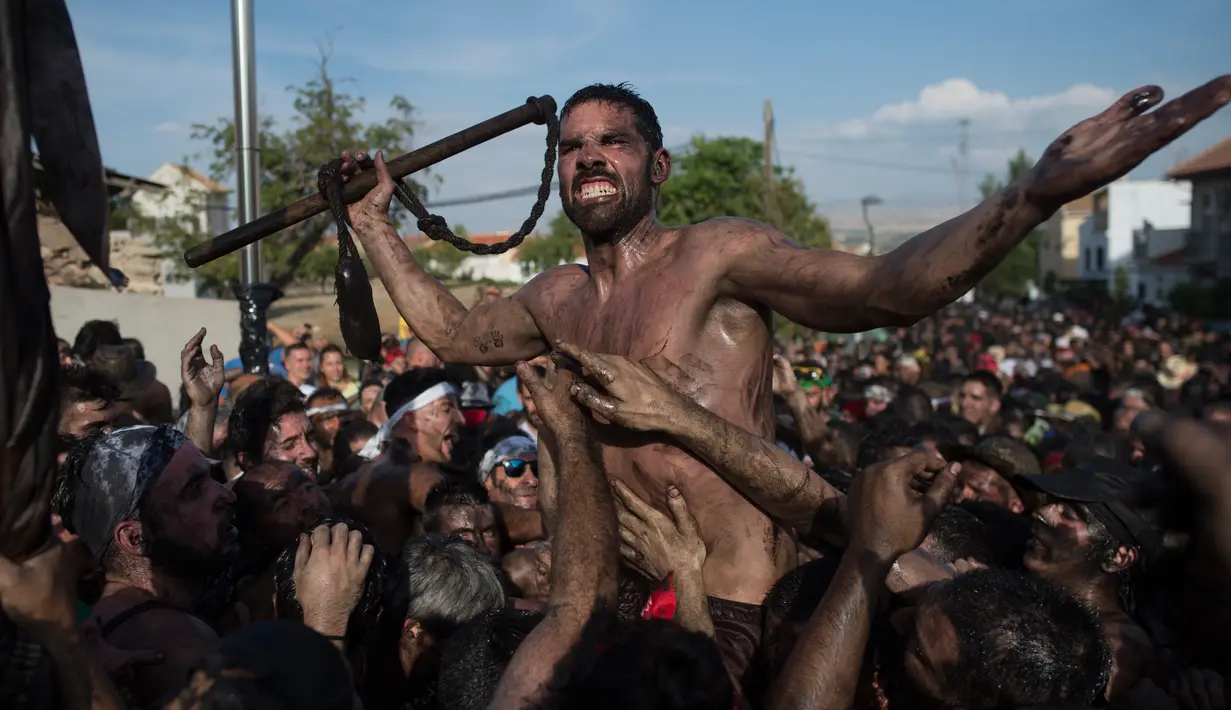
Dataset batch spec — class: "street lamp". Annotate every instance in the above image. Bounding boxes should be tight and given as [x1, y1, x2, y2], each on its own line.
[861, 195, 883, 255]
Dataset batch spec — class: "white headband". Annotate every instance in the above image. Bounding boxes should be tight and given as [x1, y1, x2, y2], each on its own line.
[478, 435, 538, 482]
[306, 402, 349, 417]
[358, 382, 456, 460]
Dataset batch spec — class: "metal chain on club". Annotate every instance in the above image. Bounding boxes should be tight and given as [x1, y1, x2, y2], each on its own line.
[319, 96, 559, 256]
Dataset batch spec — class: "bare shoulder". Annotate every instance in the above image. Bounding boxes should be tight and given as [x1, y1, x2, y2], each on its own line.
[512, 263, 591, 305]
[677, 216, 817, 259]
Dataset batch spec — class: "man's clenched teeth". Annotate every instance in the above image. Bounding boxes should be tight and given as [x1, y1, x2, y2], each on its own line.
[579, 180, 617, 201]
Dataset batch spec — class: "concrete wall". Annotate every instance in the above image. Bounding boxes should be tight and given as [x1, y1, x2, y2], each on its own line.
[51, 286, 242, 392]
[1105, 180, 1192, 264]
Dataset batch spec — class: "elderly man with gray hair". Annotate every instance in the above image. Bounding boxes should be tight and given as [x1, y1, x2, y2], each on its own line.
[390, 533, 506, 708]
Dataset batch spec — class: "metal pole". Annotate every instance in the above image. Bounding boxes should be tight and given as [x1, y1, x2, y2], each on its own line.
[230, 0, 278, 374]
[232, 0, 260, 282]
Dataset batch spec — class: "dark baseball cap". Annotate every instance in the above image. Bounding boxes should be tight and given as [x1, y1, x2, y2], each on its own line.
[939, 436, 1042, 478]
[1014, 456, 1165, 566]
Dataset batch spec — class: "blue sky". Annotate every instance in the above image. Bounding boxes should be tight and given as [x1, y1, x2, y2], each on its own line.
[69, 0, 1229, 233]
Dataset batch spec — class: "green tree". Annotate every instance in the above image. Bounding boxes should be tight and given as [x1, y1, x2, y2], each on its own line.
[411, 224, 473, 281]
[977, 149, 1040, 299]
[658, 136, 831, 249]
[516, 211, 581, 277]
[150, 49, 431, 295]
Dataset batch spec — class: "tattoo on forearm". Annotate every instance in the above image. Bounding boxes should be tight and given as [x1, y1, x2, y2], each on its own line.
[472, 330, 505, 353]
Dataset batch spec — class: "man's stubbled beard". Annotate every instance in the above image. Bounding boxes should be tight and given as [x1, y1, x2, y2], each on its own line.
[144, 510, 236, 584]
[562, 162, 655, 243]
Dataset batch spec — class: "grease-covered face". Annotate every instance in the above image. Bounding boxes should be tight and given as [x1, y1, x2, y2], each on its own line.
[557, 101, 668, 240]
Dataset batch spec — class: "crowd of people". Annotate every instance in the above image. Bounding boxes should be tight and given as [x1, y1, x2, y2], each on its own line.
[1, 298, 1229, 710]
[5, 77, 1231, 710]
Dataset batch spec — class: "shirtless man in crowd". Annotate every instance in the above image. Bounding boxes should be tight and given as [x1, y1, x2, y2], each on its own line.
[341, 77, 1229, 670]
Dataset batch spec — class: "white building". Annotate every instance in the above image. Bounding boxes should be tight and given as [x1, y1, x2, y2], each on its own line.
[131, 163, 232, 297]
[1088, 179, 1192, 271]
[1076, 219, 1110, 282]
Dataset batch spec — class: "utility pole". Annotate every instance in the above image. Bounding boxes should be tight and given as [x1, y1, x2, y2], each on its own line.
[763, 99, 782, 224]
[763, 99, 774, 185]
[957, 118, 970, 212]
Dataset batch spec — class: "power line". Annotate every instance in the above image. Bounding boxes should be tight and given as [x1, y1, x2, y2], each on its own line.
[422, 144, 956, 209]
[425, 183, 554, 208]
[781, 149, 953, 175]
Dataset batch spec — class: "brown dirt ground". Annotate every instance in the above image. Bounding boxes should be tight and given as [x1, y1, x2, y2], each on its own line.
[267, 281, 492, 345]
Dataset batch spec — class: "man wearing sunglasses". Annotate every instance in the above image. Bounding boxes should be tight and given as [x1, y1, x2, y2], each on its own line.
[479, 435, 540, 511]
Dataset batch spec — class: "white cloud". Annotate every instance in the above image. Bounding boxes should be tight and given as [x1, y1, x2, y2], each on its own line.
[802, 78, 1118, 141]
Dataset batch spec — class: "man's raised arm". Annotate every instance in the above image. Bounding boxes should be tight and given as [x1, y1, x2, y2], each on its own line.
[490, 360, 618, 709]
[717, 79, 1230, 333]
[338, 150, 548, 364]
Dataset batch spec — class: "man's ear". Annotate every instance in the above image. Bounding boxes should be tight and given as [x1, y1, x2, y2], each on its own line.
[402, 617, 422, 641]
[1102, 545, 1138, 575]
[651, 148, 671, 186]
[115, 520, 147, 556]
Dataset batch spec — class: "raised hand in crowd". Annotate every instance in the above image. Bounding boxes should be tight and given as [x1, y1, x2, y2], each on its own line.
[491, 358, 618, 709]
[612, 480, 713, 637]
[292, 522, 376, 653]
[180, 327, 225, 454]
[770, 452, 959, 710]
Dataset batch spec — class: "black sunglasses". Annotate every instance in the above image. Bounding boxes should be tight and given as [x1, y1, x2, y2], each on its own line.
[502, 458, 539, 478]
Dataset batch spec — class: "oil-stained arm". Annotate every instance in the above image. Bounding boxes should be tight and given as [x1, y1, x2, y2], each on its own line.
[343, 151, 549, 365]
[489, 362, 618, 709]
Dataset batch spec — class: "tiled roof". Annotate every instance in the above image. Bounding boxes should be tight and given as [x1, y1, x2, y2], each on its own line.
[1167, 137, 1231, 180]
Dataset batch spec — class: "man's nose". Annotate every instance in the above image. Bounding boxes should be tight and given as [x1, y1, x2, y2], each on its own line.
[216, 479, 238, 505]
[577, 144, 606, 169]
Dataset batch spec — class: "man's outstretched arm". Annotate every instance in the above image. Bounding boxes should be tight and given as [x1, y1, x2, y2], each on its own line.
[719, 79, 1230, 333]
[339, 150, 549, 364]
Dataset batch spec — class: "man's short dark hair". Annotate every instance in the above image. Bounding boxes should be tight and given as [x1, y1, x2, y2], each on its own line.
[551, 611, 733, 710]
[930, 568, 1111, 708]
[384, 368, 451, 418]
[282, 342, 312, 360]
[306, 387, 344, 409]
[438, 607, 543, 710]
[228, 378, 307, 465]
[423, 480, 491, 534]
[72, 319, 122, 361]
[330, 418, 378, 481]
[964, 370, 1005, 398]
[925, 503, 1031, 569]
[60, 364, 120, 411]
[890, 386, 934, 424]
[273, 517, 385, 645]
[561, 83, 664, 153]
[122, 337, 145, 361]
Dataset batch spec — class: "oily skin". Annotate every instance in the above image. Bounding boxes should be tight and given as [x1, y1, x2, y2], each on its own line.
[1024, 498, 1153, 700]
[344, 78, 1231, 604]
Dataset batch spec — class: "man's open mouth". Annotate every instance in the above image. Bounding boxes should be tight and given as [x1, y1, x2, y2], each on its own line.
[577, 178, 617, 202]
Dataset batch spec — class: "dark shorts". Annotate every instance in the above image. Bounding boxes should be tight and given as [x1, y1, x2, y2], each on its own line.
[707, 595, 764, 680]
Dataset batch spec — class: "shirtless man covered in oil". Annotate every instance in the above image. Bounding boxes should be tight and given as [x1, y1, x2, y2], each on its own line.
[339, 77, 1230, 674]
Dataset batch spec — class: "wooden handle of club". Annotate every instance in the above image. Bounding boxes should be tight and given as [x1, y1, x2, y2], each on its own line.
[183, 95, 556, 268]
